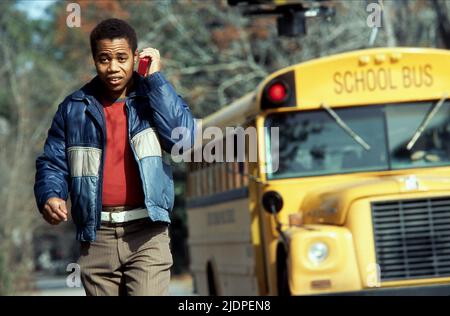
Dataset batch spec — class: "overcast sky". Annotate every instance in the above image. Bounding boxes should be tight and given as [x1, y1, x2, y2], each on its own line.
[15, 0, 57, 20]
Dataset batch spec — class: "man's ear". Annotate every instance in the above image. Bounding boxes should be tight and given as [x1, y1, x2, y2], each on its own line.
[134, 49, 139, 64]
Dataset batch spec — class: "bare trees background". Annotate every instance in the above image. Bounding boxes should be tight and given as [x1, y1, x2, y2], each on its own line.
[0, 0, 448, 293]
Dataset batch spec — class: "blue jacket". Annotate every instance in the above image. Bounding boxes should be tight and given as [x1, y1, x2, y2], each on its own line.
[34, 72, 196, 241]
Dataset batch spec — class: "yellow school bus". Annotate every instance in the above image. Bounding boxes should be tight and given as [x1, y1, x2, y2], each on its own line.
[185, 47, 450, 295]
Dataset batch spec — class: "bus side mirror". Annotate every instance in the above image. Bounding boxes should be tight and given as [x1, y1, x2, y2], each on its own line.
[262, 191, 283, 214]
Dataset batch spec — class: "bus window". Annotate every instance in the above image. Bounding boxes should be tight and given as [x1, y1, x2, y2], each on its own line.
[221, 162, 228, 192]
[264, 106, 387, 179]
[202, 162, 208, 196]
[242, 162, 249, 186]
[214, 162, 221, 194]
[215, 162, 224, 193]
[234, 162, 241, 188]
[264, 100, 450, 180]
[208, 162, 214, 196]
[386, 101, 450, 169]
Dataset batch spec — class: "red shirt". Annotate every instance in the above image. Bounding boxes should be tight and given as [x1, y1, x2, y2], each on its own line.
[101, 98, 145, 207]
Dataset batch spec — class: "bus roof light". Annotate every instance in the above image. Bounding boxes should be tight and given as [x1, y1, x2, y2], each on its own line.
[267, 82, 289, 103]
[261, 71, 296, 109]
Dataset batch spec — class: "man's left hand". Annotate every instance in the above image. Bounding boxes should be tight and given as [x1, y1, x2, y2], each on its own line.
[139, 48, 161, 76]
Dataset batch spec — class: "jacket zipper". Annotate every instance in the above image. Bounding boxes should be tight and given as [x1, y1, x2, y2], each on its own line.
[125, 99, 147, 206]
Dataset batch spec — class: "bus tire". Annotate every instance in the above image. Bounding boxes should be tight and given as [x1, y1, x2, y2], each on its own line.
[207, 262, 218, 296]
[277, 245, 291, 296]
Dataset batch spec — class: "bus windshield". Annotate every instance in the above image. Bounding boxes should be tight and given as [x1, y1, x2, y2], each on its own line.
[264, 100, 450, 180]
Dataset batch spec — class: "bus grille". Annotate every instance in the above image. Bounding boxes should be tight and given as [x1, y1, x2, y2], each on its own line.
[371, 197, 450, 281]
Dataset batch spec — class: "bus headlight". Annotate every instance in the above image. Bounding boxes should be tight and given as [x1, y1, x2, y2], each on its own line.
[308, 242, 329, 264]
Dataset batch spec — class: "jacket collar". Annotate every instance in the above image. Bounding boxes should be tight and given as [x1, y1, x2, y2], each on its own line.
[71, 71, 148, 102]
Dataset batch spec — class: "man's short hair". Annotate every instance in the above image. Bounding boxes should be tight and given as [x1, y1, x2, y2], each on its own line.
[90, 18, 138, 58]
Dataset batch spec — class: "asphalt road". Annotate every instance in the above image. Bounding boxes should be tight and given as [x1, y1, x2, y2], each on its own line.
[21, 274, 194, 296]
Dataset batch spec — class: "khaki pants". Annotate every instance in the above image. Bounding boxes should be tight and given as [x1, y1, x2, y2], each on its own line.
[77, 216, 173, 296]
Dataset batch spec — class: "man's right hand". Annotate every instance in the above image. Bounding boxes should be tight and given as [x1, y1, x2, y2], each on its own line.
[43, 197, 68, 225]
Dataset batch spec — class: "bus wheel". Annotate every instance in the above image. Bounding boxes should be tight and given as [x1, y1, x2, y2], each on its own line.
[207, 262, 217, 296]
[277, 246, 291, 296]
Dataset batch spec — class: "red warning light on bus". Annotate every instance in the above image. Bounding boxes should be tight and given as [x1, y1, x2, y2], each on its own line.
[267, 82, 288, 103]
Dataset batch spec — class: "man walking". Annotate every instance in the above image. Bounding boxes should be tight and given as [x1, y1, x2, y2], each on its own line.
[34, 18, 196, 296]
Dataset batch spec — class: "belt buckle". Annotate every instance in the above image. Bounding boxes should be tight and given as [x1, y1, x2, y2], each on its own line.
[110, 212, 120, 224]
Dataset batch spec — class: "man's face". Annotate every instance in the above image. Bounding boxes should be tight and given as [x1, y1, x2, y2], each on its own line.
[94, 38, 137, 97]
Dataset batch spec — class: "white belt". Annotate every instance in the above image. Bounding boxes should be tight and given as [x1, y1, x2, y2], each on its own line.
[101, 208, 148, 224]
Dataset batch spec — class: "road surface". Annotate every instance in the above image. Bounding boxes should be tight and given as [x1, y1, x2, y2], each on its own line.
[20, 273, 194, 296]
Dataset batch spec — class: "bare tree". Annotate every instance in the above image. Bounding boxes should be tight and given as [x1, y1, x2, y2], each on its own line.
[432, 0, 450, 48]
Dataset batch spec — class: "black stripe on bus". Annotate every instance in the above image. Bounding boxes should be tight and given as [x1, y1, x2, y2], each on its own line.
[186, 187, 249, 208]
